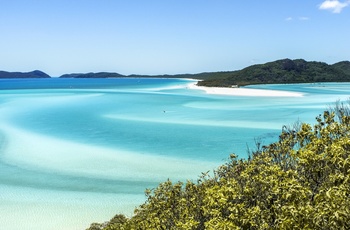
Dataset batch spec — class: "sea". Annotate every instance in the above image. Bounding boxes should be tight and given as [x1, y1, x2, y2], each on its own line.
[0, 78, 349, 230]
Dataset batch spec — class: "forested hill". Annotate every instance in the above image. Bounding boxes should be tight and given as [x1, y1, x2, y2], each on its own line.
[332, 61, 350, 75]
[197, 59, 350, 87]
[0, 70, 51, 78]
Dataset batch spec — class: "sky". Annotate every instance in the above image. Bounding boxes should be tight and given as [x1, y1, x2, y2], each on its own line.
[0, 0, 349, 77]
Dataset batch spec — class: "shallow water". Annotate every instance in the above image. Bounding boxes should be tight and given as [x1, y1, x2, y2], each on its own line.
[0, 78, 349, 229]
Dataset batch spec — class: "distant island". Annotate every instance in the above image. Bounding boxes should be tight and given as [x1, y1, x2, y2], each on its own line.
[59, 72, 125, 78]
[0, 70, 50, 79]
[1, 59, 350, 87]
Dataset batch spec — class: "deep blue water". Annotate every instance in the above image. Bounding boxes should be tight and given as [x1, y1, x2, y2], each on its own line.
[0, 78, 349, 229]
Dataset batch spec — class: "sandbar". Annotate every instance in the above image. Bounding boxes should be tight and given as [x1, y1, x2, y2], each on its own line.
[188, 82, 303, 97]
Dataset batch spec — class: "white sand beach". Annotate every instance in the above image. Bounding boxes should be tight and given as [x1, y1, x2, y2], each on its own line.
[188, 82, 303, 97]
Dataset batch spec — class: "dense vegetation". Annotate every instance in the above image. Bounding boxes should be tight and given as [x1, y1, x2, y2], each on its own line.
[0, 70, 50, 78]
[333, 61, 350, 76]
[87, 102, 350, 230]
[198, 59, 350, 87]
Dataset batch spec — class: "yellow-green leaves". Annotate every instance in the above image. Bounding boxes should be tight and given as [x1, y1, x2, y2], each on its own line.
[87, 110, 350, 230]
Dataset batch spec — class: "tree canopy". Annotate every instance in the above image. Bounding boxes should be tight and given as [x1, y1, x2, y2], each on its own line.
[87, 104, 350, 230]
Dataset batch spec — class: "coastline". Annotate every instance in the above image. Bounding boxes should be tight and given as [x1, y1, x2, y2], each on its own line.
[188, 82, 304, 97]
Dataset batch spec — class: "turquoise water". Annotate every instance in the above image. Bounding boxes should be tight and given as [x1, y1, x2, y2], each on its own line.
[0, 78, 350, 229]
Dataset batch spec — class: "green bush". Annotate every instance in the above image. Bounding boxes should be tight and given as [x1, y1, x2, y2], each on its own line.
[88, 109, 350, 230]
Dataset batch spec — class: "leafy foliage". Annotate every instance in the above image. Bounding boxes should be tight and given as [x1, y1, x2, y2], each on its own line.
[87, 106, 350, 230]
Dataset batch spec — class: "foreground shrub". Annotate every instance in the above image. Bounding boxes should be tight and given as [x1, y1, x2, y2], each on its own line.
[88, 110, 350, 230]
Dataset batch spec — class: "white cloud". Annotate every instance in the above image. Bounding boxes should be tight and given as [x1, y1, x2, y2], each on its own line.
[319, 0, 350, 13]
[285, 17, 309, 21]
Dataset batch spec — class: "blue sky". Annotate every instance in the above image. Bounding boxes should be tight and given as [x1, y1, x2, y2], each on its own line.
[0, 0, 349, 76]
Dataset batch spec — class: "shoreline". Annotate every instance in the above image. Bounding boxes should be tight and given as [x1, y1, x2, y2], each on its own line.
[187, 82, 304, 97]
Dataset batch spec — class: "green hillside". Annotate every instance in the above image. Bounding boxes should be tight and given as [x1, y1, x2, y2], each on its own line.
[332, 61, 350, 76]
[198, 59, 350, 87]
